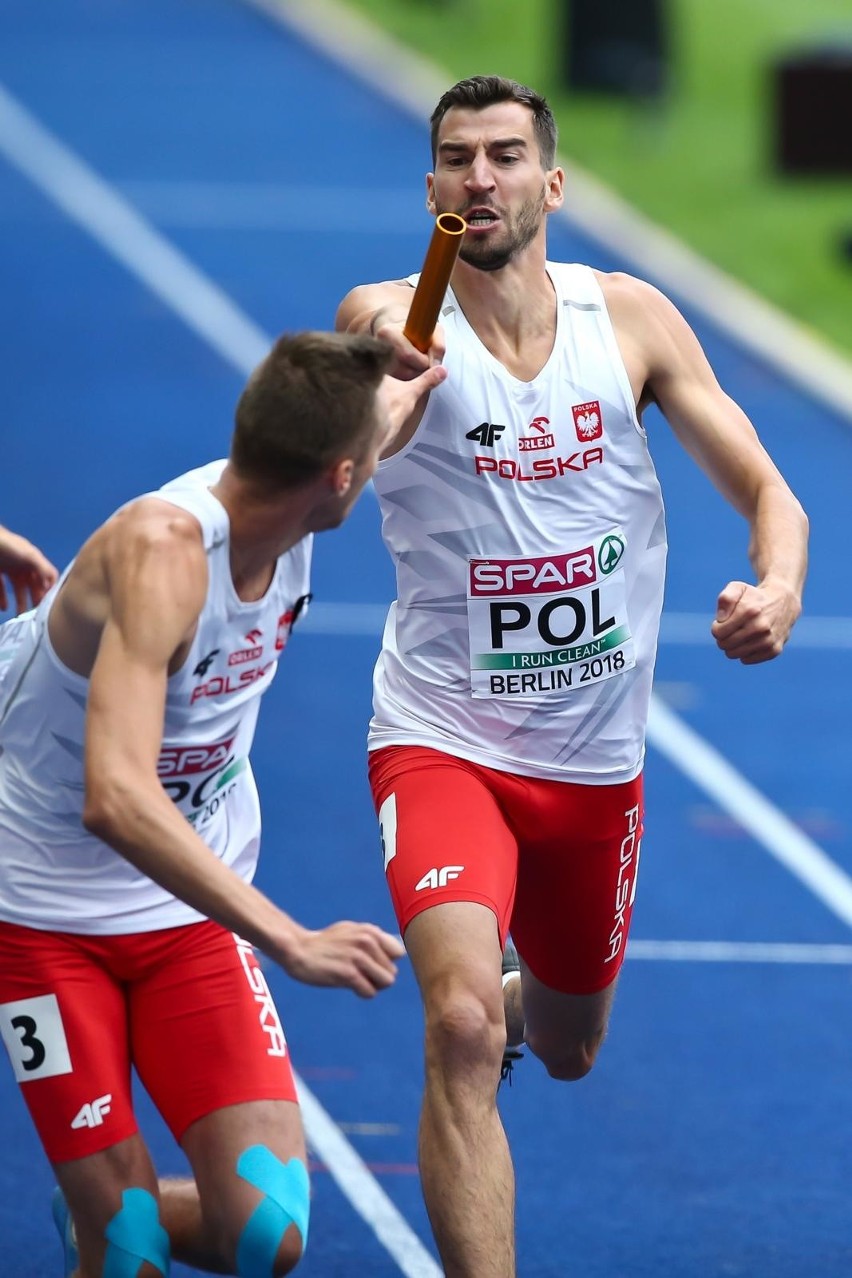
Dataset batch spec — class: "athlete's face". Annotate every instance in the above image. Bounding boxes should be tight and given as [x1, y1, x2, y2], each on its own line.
[427, 102, 563, 272]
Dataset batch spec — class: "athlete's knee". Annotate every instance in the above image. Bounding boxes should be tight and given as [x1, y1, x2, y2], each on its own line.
[234, 1146, 310, 1277]
[526, 1027, 607, 1082]
[426, 987, 505, 1074]
[103, 1188, 170, 1276]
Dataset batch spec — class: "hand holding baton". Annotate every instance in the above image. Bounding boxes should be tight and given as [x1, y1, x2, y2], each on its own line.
[403, 213, 467, 353]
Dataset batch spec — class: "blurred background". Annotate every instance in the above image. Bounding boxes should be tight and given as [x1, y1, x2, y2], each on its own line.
[345, 0, 852, 357]
[1, 2, 850, 1275]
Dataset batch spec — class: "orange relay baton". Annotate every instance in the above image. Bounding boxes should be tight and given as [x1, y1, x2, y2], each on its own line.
[403, 213, 467, 353]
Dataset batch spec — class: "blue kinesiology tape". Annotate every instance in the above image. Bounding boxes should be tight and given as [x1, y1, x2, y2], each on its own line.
[236, 1145, 310, 1277]
[103, 1188, 170, 1278]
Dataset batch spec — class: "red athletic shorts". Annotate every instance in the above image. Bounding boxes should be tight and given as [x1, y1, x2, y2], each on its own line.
[0, 919, 297, 1164]
[369, 746, 644, 996]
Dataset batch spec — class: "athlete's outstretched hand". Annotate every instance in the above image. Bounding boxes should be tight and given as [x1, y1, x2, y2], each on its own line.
[0, 527, 58, 614]
[372, 310, 447, 380]
[280, 921, 405, 998]
[381, 362, 447, 429]
[711, 579, 801, 664]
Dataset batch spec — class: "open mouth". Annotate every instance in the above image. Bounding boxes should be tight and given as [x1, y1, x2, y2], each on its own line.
[464, 208, 500, 229]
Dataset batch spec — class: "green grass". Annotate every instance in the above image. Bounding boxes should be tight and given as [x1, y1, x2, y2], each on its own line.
[340, 0, 852, 357]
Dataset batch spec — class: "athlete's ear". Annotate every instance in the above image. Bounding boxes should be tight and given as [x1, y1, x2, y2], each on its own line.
[328, 458, 354, 496]
[426, 173, 437, 215]
[544, 167, 564, 213]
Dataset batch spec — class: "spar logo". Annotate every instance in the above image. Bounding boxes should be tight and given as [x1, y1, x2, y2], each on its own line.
[572, 400, 603, 441]
[470, 548, 596, 597]
[158, 734, 246, 827]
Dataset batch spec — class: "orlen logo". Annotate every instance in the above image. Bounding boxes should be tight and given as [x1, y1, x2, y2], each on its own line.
[470, 550, 596, 597]
[518, 415, 554, 452]
[228, 646, 263, 667]
[572, 400, 603, 441]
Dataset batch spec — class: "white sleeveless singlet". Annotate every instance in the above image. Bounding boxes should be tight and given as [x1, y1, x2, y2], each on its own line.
[369, 263, 667, 783]
[0, 461, 312, 933]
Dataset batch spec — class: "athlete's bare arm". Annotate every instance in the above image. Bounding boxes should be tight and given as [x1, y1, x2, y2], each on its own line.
[73, 502, 402, 996]
[0, 525, 57, 614]
[337, 281, 445, 455]
[602, 271, 808, 663]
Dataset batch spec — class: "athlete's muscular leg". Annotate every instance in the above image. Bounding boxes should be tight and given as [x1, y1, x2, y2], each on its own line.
[53, 1133, 163, 1278]
[405, 901, 515, 1278]
[169, 1098, 308, 1275]
[519, 962, 620, 1079]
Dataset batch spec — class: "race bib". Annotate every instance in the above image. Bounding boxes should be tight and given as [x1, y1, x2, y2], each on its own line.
[467, 532, 635, 698]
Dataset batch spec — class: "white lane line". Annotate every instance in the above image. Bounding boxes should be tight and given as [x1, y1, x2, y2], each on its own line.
[116, 180, 424, 230]
[297, 1084, 441, 1277]
[245, 0, 852, 425]
[300, 603, 852, 649]
[0, 84, 270, 378]
[0, 78, 440, 1278]
[648, 698, 852, 929]
[628, 940, 852, 964]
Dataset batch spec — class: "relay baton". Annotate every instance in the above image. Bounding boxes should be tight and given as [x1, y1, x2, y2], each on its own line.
[403, 212, 467, 352]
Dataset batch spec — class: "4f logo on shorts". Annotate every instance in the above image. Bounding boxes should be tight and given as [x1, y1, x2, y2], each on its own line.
[415, 865, 465, 891]
[71, 1094, 113, 1130]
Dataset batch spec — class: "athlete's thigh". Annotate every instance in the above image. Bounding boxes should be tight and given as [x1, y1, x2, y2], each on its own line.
[369, 745, 519, 942]
[509, 774, 644, 995]
[519, 959, 620, 1065]
[0, 921, 136, 1163]
[130, 921, 297, 1148]
[181, 1097, 306, 1243]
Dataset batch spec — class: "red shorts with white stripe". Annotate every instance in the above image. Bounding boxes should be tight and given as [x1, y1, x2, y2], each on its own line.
[369, 745, 644, 995]
[0, 919, 297, 1164]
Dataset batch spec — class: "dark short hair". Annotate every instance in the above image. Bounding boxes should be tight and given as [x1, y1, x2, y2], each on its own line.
[430, 75, 558, 169]
[231, 332, 393, 489]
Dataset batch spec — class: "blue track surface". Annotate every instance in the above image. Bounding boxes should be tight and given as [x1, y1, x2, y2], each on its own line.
[1, 2, 850, 1274]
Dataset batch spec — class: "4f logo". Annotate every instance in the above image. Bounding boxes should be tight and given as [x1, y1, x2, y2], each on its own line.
[415, 865, 465, 891]
[193, 650, 219, 678]
[466, 422, 506, 448]
[71, 1094, 112, 1129]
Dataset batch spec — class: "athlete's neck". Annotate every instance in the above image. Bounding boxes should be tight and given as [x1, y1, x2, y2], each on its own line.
[451, 255, 557, 382]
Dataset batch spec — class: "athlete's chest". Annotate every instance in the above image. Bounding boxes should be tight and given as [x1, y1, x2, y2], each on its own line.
[420, 345, 626, 492]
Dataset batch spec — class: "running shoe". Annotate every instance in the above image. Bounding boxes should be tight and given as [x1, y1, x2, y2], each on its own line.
[501, 938, 524, 1084]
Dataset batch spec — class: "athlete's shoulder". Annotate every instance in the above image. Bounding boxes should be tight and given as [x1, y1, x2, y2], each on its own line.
[93, 499, 207, 586]
[593, 269, 673, 314]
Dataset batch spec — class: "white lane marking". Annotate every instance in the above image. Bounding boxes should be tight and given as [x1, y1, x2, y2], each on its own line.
[300, 604, 852, 649]
[659, 613, 852, 648]
[117, 180, 424, 230]
[648, 698, 852, 929]
[0, 78, 440, 1278]
[297, 1083, 442, 1278]
[0, 84, 270, 377]
[628, 940, 852, 964]
[244, 0, 852, 424]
